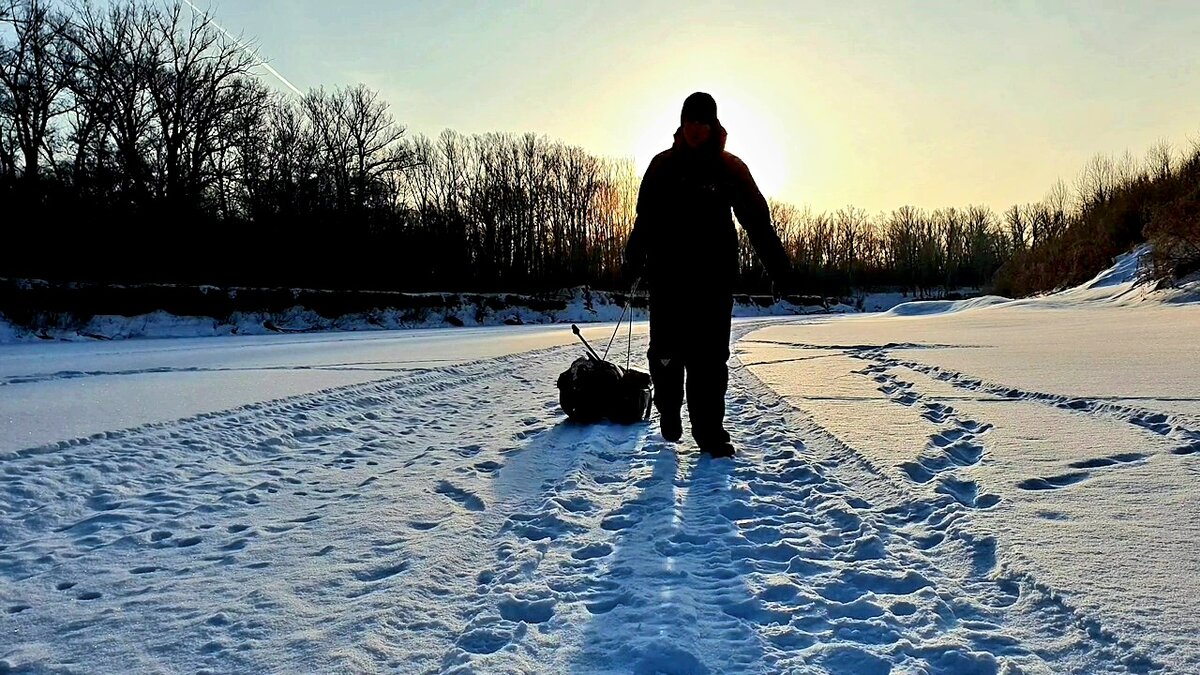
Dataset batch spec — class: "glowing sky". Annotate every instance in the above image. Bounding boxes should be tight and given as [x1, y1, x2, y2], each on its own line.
[209, 0, 1200, 213]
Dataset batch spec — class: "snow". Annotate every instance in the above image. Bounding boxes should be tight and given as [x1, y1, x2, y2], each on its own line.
[1, 283, 986, 344]
[2, 250, 1197, 673]
[0, 323, 657, 455]
[881, 295, 1011, 317]
[739, 249, 1200, 673]
[0, 288, 838, 344]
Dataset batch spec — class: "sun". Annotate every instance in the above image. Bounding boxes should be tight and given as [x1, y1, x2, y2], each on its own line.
[630, 91, 789, 200]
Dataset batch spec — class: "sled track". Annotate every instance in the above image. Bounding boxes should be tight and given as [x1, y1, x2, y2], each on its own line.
[0, 334, 1164, 673]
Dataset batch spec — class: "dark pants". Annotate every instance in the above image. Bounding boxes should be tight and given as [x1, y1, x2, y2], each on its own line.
[647, 291, 734, 447]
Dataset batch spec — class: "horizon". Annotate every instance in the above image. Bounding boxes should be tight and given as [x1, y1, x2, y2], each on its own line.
[194, 0, 1200, 215]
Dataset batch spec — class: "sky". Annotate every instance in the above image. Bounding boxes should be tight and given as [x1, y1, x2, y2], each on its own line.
[200, 0, 1200, 214]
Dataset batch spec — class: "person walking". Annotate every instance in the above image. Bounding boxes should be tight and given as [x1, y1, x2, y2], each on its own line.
[624, 92, 793, 457]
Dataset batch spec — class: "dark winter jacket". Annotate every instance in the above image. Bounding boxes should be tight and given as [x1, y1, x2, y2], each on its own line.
[624, 125, 792, 298]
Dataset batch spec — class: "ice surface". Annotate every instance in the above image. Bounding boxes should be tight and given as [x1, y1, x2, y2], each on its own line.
[2, 251, 1196, 672]
[741, 253, 1200, 671]
[0, 323, 647, 455]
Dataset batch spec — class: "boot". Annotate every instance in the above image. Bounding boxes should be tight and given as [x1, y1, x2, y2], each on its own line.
[700, 441, 736, 458]
[660, 408, 683, 442]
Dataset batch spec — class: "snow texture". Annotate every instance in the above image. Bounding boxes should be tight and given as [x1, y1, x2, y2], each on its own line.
[1, 248, 1197, 673]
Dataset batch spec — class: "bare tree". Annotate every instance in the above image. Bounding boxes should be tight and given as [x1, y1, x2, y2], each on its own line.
[1076, 153, 1116, 208]
[139, 1, 258, 206]
[0, 0, 71, 182]
[340, 84, 413, 211]
[0, 93, 18, 178]
[1145, 139, 1173, 182]
[65, 0, 157, 199]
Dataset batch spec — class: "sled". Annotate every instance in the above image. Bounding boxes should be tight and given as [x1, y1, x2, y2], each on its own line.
[557, 290, 652, 424]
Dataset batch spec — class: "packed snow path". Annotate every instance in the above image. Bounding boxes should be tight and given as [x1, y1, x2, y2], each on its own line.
[2, 322, 1172, 674]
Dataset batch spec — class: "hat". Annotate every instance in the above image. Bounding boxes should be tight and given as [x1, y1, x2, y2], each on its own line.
[681, 92, 718, 125]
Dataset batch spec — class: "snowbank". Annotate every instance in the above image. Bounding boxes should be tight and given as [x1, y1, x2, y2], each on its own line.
[1031, 244, 1152, 306]
[882, 245, 1198, 318]
[37, 254, 1190, 341]
[0, 313, 18, 342]
[882, 295, 1012, 317]
[1020, 243, 1197, 308]
[0, 287, 840, 343]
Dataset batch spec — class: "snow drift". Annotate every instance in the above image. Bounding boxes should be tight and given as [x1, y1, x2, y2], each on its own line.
[882, 244, 1197, 318]
[0, 286, 850, 343]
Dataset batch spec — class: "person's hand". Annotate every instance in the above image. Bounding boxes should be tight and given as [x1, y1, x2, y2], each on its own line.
[621, 253, 646, 286]
[771, 268, 799, 301]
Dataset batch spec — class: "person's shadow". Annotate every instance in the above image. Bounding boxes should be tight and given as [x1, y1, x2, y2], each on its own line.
[487, 418, 643, 508]
[570, 443, 766, 673]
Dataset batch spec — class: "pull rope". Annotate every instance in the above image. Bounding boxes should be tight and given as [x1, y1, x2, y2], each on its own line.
[627, 294, 635, 370]
[602, 278, 640, 362]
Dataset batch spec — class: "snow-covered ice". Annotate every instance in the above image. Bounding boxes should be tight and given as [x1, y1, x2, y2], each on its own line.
[0, 288, 853, 344]
[0, 323, 651, 455]
[2, 252, 1197, 673]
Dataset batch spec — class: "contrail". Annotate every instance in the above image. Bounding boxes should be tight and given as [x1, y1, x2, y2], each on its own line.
[179, 0, 305, 97]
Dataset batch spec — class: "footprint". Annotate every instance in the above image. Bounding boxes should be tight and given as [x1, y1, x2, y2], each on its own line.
[1017, 472, 1089, 491]
[584, 593, 628, 615]
[944, 441, 984, 466]
[930, 428, 970, 447]
[600, 513, 640, 531]
[936, 477, 1001, 509]
[473, 460, 503, 476]
[1129, 412, 1172, 435]
[922, 408, 952, 424]
[1069, 452, 1147, 469]
[498, 596, 556, 623]
[553, 495, 595, 513]
[435, 481, 486, 511]
[633, 644, 707, 675]
[960, 533, 999, 575]
[1171, 442, 1200, 456]
[504, 511, 581, 541]
[571, 542, 613, 560]
[352, 561, 408, 582]
[221, 538, 249, 552]
[457, 628, 511, 655]
[458, 444, 485, 457]
[899, 462, 937, 484]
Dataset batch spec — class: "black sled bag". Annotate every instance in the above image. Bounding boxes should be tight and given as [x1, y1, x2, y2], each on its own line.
[557, 357, 652, 424]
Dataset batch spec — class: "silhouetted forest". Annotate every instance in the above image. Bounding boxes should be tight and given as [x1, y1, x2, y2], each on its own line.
[993, 143, 1200, 295]
[3, 0, 1197, 296]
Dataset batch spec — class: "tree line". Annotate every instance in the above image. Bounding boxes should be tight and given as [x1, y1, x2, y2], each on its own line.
[994, 141, 1200, 295]
[4, 0, 1194, 297]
